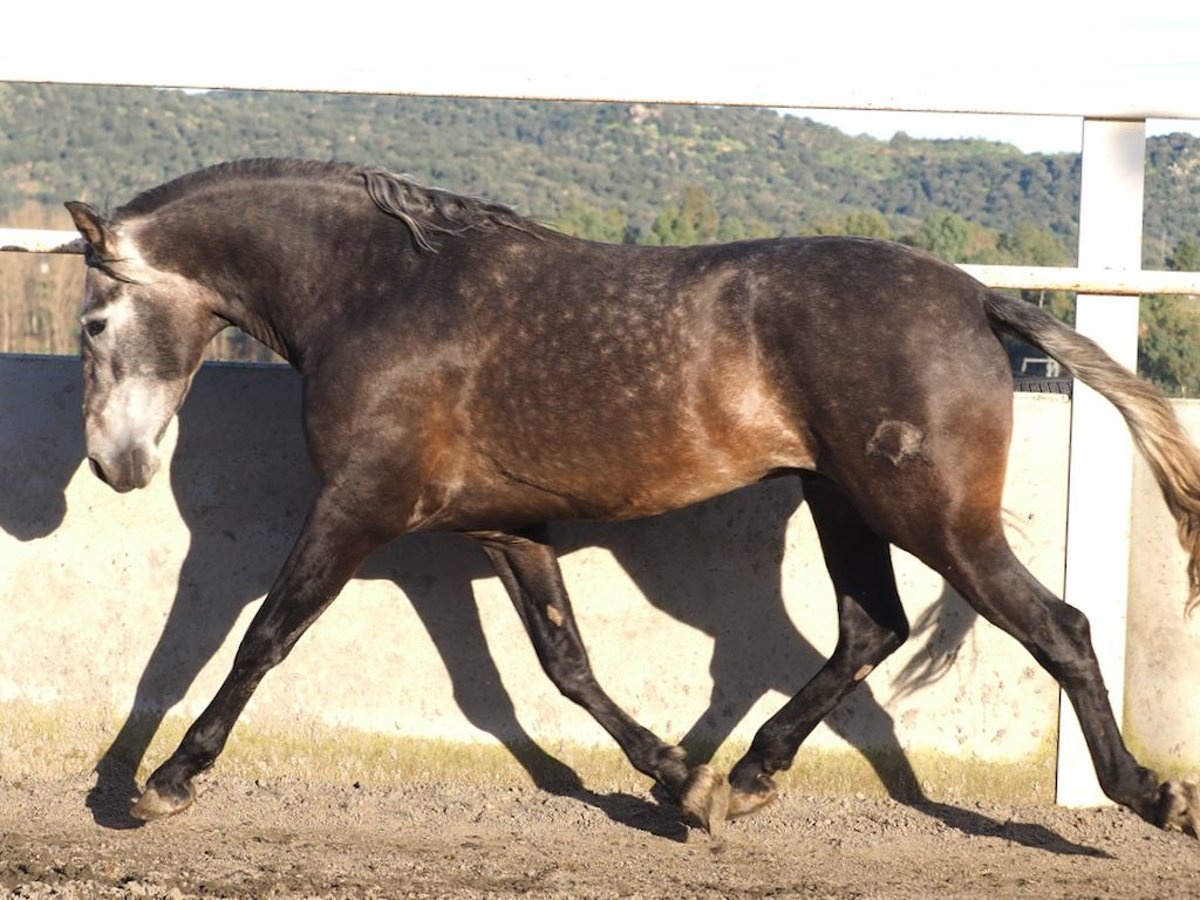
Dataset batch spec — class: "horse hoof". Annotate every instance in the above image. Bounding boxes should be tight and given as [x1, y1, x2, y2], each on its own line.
[728, 774, 779, 820]
[130, 780, 196, 822]
[1158, 779, 1200, 837]
[679, 765, 731, 837]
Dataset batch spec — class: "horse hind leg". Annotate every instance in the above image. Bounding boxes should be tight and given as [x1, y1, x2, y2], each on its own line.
[726, 474, 910, 818]
[820, 383, 1199, 835]
[935, 529, 1200, 834]
[871, 392, 1200, 836]
[471, 525, 732, 834]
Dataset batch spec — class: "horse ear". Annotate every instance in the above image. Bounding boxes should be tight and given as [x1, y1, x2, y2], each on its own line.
[64, 201, 113, 252]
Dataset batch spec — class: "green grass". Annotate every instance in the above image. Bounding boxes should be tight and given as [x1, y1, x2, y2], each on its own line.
[0, 699, 1055, 803]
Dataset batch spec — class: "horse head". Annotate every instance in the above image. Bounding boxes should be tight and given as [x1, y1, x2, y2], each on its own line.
[65, 201, 225, 492]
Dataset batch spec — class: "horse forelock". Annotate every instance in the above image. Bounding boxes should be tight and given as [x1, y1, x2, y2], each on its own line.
[112, 158, 538, 251]
[82, 228, 153, 288]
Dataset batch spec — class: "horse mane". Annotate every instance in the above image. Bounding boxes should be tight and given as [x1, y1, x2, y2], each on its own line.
[114, 158, 539, 251]
[357, 165, 538, 251]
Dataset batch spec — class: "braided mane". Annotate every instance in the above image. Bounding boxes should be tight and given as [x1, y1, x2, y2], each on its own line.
[357, 164, 537, 250]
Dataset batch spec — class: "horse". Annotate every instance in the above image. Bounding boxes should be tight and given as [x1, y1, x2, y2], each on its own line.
[65, 157, 1200, 837]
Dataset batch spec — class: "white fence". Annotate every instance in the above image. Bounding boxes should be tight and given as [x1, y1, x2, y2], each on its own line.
[2, 6, 1199, 806]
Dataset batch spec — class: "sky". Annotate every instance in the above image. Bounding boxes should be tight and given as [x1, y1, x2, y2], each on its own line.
[2, 2, 1198, 155]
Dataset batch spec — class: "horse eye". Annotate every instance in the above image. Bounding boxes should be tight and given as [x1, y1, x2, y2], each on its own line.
[84, 319, 107, 338]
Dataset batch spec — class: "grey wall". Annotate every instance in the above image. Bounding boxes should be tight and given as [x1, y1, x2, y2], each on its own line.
[3, 354, 1190, 803]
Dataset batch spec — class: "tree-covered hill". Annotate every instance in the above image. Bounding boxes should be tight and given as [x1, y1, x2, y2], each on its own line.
[3, 82, 1199, 391]
[2, 81, 1196, 267]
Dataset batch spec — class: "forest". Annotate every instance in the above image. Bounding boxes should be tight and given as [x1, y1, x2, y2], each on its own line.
[2, 82, 1198, 391]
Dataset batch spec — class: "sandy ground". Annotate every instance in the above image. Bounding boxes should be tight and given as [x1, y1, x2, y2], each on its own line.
[3, 771, 1200, 899]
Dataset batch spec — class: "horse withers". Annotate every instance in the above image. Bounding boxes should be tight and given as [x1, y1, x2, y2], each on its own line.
[65, 159, 1200, 836]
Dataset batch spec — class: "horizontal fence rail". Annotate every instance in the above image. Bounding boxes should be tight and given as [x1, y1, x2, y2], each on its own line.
[0, 229, 83, 254]
[960, 265, 1200, 296]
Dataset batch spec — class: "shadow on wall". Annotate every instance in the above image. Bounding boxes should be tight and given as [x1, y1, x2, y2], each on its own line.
[0, 357, 981, 830]
[0, 354, 85, 540]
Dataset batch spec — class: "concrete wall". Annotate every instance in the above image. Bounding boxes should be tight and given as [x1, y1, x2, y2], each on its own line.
[2, 353, 1191, 802]
[1126, 404, 1200, 780]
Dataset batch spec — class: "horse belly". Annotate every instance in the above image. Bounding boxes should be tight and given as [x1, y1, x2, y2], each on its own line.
[442, 375, 816, 527]
[601, 415, 816, 519]
[414, 435, 805, 532]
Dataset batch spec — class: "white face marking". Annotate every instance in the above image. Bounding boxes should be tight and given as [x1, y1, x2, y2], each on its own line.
[80, 277, 177, 492]
[108, 230, 150, 276]
[88, 372, 176, 458]
[78, 228, 224, 491]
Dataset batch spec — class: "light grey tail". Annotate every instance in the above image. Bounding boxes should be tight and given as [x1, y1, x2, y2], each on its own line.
[984, 290, 1200, 615]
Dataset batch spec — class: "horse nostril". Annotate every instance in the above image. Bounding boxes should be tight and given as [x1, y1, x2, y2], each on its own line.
[88, 457, 109, 485]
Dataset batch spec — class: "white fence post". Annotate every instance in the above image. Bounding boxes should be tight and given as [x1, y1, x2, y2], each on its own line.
[1056, 118, 1146, 807]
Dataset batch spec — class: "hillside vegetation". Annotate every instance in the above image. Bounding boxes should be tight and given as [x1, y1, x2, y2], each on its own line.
[1, 83, 1198, 390]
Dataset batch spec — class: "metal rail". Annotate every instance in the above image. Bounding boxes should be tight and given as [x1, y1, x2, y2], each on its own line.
[0, 229, 82, 254]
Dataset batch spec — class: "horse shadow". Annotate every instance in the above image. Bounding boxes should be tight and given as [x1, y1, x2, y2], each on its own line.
[0, 355, 86, 541]
[5, 360, 1098, 855]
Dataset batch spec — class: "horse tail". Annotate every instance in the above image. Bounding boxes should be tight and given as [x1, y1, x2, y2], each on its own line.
[983, 290, 1200, 614]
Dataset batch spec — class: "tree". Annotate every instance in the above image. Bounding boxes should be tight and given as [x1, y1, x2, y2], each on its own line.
[1170, 236, 1200, 273]
[1139, 236, 1200, 396]
[997, 220, 1069, 267]
[648, 184, 721, 246]
[804, 210, 892, 240]
[843, 211, 892, 239]
[1139, 294, 1200, 396]
[912, 211, 970, 261]
[556, 199, 627, 243]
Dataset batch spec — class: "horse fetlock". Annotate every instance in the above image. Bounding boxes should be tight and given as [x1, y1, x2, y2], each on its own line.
[1155, 778, 1200, 838]
[650, 743, 689, 789]
[130, 774, 197, 822]
[679, 765, 731, 837]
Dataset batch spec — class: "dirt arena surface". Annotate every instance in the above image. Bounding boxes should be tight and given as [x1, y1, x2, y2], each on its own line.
[3, 772, 1199, 898]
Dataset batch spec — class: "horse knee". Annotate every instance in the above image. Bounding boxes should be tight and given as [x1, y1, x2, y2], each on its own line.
[537, 644, 598, 704]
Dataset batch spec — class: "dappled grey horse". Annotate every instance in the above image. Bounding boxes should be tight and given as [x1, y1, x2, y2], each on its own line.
[66, 158, 1200, 836]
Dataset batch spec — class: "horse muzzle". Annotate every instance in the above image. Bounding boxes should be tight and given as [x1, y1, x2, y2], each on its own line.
[88, 445, 161, 493]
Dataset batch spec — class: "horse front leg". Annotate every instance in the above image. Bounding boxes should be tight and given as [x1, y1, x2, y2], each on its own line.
[471, 526, 732, 834]
[131, 491, 382, 821]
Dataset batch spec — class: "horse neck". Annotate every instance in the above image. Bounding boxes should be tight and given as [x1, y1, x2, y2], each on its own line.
[145, 190, 383, 371]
